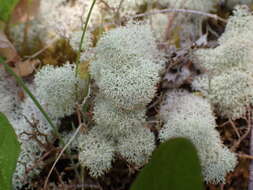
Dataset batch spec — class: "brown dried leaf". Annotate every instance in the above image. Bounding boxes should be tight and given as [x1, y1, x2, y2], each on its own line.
[0, 31, 20, 62]
[10, 0, 41, 24]
[12, 59, 40, 77]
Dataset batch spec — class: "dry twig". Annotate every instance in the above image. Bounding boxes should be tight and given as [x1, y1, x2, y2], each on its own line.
[128, 8, 227, 23]
[248, 108, 253, 190]
[43, 123, 84, 189]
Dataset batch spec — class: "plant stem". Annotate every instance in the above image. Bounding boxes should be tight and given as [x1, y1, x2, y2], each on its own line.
[0, 62, 60, 137]
[76, 0, 97, 77]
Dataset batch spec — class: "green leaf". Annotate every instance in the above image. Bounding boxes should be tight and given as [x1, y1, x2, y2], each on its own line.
[131, 138, 204, 190]
[0, 112, 20, 190]
[0, 56, 4, 63]
[0, 0, 20, 22]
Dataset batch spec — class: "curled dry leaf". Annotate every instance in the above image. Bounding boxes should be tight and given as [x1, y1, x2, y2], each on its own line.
[0, 30, 20, 62]
[12, 59, 40, 77]
[0, 31, 38, 77]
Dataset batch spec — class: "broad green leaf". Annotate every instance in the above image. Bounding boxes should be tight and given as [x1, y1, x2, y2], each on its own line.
[131, 138, 204, 190]
[0, 112, 20, 190]
[0, 0, 20, 22]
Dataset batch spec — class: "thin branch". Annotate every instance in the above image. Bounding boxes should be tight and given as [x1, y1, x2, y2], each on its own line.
[238, 153, 253, 160]
[229, 119, 241, 139]
[43, 124, 84, 189]
[76, 0, 97, 77]
[231, 121, 251, 151]
[248, 108, 253, 190]
[128, 8, 227, 23]
[24, 37, 58, 60]
[99, 0, 115, 12]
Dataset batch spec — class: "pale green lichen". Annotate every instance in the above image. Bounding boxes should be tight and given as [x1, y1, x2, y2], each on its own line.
[90, 23, 162, 110]
[39, 0, 101, 38]
[219, 6, 253, 43]
[92, 23, 161, 67]
[191, 74, 210, 96]
[159, 90, 237, 184]
[116, 127, 155, 166]
[12, 92, 58, 189]
[79, 128, 115, 177]
[93, 97, 146, 137]
[194, 38, 253, 74]
[34, 63, 86, 119]
[0, 69, 20, 119]
[193, 6, 253, 119]
[209, 69, 253, 119]
[79, 23, 161, 177]
[93, 58, 161, 110]
[226, 0, 253, 8]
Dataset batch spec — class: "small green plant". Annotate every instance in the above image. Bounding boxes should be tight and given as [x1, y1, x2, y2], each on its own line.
[0, 112, 20, 190]
[130, 138, 204, 190]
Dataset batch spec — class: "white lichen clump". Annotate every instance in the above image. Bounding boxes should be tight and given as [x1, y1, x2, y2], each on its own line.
[10, 0, 100, 51]
[219, 5, 253, 44]
[10, 63, 86, 188]
[208, 70, 253, 119]
[93, 97, 146, 137]
[79, 23, 162, 177]
[39, 0, 101, 38]
[9, 83, 59, 189]
[0, 69, 20, 119]
[12, 101, 57, 189]
[34, 63, 85, 119]
[90, 23, 162, 110]
[0, 70, 41, 189]
[159, 90, 237, 184]
[79, 128, 115, 177]
[226, 0, 253, 8]
[193, 6, 253, 119]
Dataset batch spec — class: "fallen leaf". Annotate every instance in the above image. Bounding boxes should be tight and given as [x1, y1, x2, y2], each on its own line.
[0, 30, 38, 77]
[0, 31, 20, 62]
[12, 59, 40, 77]
[10, 0, 41, 24]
